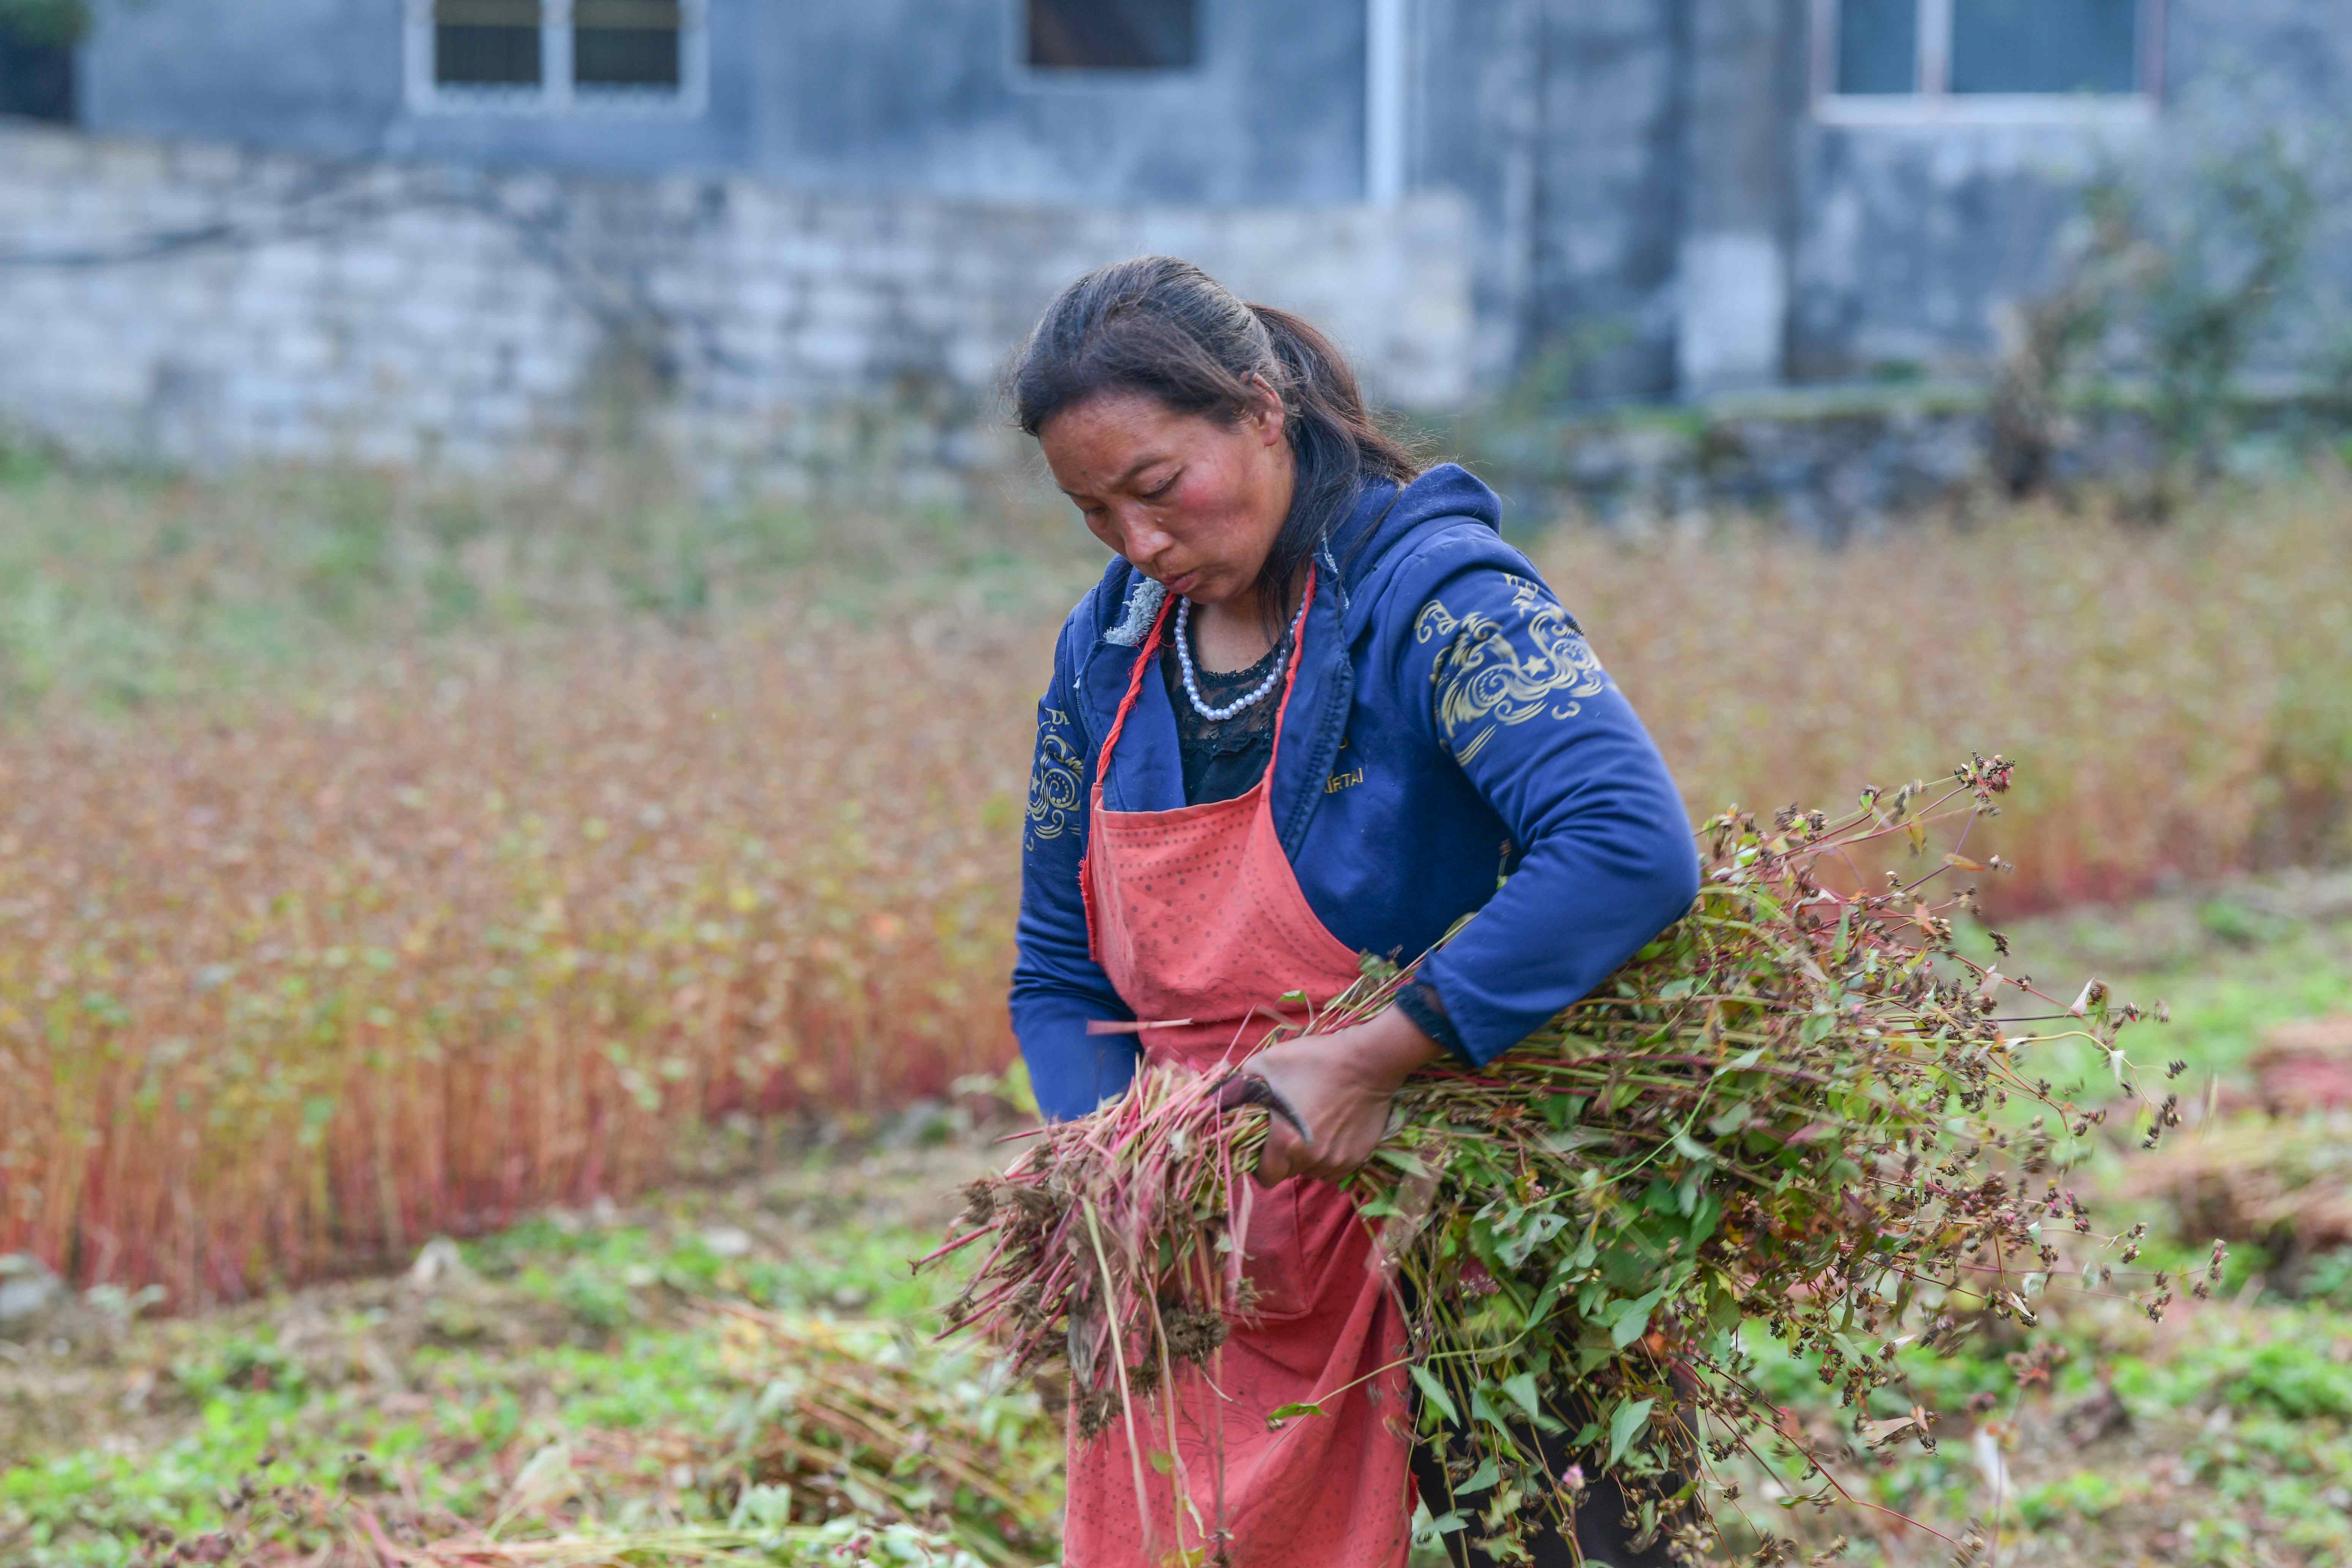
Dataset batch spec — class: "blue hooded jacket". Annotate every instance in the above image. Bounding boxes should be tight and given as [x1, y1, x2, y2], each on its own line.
[1011, 463, 1701, 1122]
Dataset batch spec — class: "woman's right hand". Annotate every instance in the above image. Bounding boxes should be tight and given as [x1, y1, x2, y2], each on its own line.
[1246, 1006, 1443, 1185]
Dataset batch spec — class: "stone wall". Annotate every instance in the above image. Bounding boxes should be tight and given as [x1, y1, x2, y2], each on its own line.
[0, 125, 1475, 496]
[1455, 384, 2343, 544]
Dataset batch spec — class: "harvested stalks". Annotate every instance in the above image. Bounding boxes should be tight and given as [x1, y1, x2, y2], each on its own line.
[929, 756, 2171, 1560]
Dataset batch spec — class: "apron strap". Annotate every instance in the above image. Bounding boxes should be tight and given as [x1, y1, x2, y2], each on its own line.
[1090, 584, 1176, 809]
[1261, 565, 1318, 779]
[1089, 564, 1321, 806]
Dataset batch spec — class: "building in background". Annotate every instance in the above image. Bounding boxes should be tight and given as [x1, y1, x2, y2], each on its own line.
[0, 0, 2346, 482]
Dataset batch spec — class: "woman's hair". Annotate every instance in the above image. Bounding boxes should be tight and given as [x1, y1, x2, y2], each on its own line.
[1007, 256, 1421, 633]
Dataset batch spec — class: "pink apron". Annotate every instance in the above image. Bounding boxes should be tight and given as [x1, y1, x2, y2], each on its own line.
[1065, 570, 1414, 1568]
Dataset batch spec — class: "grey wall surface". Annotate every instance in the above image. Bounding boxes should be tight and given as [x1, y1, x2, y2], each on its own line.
[1788, 0, 2352, 381]
[58, 0, 2352, 403]
[0, 124, 1472, 491]
[1414, 0, 1693, 399]
[1677, 0, 1806, 395]
[78, 0, 762, 174]
[74, 0, 1371, 205]
[755, 0, 1369, 204]
[1412, 0, 2352, 396]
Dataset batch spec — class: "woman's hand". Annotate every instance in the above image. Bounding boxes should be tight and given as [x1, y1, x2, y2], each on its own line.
[1247, 1006, 1445, 1186]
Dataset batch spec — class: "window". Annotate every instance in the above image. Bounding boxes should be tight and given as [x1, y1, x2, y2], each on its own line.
[1835, 0, 1916, 96]
[1952, 0, 2135, 95]
[0, 9, 76, 123]
[407, 0, 704, 113]
[1025, 0, 1197, 72]
[575, 0, 684, 91]
[435, 0, 543, 89]
[1817, 0, 2159, 120]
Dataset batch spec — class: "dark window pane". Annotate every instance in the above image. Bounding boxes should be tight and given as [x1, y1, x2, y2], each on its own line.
[435, 0, 541, 87]
[576, 0, 681, 89]
[575, 28, 679, 87]
[1953, 0, 2136, 94]
[1835, 0, 1916, 94]
[0, 22, 75, 122]
[1027, 0, 1196, 70]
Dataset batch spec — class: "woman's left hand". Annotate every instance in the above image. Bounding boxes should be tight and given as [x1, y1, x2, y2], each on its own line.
[1246, 1006, 1445, 1186]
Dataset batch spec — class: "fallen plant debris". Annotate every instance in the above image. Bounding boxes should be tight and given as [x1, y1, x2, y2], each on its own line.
[706, 1308, 1062, 1564]
[121, 1309, 1059, 1568]
[2123, 1118, 2352, 1264]
[144, 1495, 993, 1567]
[929, 757, 2203, 1564]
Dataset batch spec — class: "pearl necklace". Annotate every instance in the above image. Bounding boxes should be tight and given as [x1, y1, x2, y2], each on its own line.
[1174, 596, 1290, 721]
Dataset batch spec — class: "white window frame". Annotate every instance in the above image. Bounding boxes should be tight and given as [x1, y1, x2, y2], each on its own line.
[1810, 0, 2163, 126]
[405, 0, 710, 117]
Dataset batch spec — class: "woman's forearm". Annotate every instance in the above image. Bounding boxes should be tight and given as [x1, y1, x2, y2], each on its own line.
[1345, 1004, 1447, 1093]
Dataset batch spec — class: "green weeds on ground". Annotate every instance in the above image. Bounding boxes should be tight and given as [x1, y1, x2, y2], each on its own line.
[0, 1140, 1053, 1566]
[0, 449, 1089, 715]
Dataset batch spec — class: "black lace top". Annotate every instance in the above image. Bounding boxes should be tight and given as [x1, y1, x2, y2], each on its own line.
[1158, 627, 1288, 806]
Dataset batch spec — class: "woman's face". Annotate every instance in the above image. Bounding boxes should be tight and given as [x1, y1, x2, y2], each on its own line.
[1038, 384, 1295, 609]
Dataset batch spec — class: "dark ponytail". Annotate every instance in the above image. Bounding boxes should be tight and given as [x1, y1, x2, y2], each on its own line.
[1008, 256, 1420, 634]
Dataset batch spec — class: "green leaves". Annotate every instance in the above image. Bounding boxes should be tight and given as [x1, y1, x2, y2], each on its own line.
[1485, 1207, 1570, 1271]
[1606, 1397, 1657, 1468]
[1409, 1364, 1459, 1427]
[1607, 1286, 1667, 1350]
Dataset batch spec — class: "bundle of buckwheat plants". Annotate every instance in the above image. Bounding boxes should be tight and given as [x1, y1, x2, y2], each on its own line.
[928, 756, 2195, 1562]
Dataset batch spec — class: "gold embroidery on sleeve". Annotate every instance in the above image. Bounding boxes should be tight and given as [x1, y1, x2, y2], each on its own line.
[1026, 727, 1085, 844]
[1416, 576, 1610, 763]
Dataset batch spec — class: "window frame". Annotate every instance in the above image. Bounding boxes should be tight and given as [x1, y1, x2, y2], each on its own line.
[404, 0, 710, 118]
[1006, 0, 1208, 92]
[1810, 0, 2164, 126]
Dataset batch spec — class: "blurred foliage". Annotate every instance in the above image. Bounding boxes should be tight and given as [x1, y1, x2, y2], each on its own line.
[0, 453, 1088, 714]
[1994, 114, 2333, 515]
[2, 457, 2350, 1313]
[0, 602, 1042, 1304]
[1533, 480, 2352, 911]
[0, 0, 89, 47]
[1729, 1298, 2352, 1567]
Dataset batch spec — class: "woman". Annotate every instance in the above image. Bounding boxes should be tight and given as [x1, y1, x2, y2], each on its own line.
[1007, 258, 1699, 1568]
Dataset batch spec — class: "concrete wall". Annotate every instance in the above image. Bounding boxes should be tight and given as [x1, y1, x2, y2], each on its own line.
[0, 125, 1473, 493]
[79, 0, 759, 175]
[77, 0, 1372, 206]
[1414, 0, 1695, 398]
[1789, 0, 2352, 381]
[60, 0, 2352, 405]
[1405, 0, 2351, 397]
[754, 0, 1369, 205]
